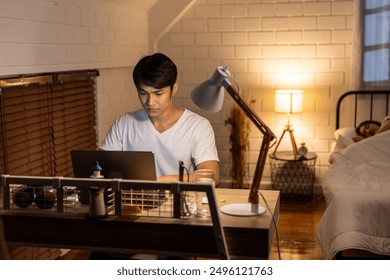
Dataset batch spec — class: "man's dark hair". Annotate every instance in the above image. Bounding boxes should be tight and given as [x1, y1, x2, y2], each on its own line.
[133, 53, 177, 90]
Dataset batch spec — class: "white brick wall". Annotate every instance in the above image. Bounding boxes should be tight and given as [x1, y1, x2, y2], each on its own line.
[0, 0, 358, 191]
[96, 67, 140, 142]
[0, 0, 149, 144]
[156, 0, 355, 188]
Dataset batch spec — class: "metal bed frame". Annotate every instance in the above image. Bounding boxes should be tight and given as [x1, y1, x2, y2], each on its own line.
[336, 90, 390, 130]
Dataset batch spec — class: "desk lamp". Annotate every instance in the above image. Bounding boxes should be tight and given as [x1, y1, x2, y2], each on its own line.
[191, 66, 276, 216]
[273, 89, 303, 156]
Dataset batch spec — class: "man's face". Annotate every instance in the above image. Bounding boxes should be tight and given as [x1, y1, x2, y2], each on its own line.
[137, 84, 176, 119]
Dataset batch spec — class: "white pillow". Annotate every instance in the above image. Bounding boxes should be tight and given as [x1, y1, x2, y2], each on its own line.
[334, 127, 356, 140]
[333, 127, 356, 151]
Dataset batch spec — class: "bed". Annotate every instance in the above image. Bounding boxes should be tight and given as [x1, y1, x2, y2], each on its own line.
[316, 90, 390, 260]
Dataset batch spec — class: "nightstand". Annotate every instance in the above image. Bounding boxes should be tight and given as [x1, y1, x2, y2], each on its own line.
[269, 151, 317, 203]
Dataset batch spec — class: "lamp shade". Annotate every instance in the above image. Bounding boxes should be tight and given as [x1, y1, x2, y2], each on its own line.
[275, 89, 303, 114]
[191, 66, 229, 112]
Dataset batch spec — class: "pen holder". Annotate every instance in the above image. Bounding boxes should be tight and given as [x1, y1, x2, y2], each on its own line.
[86, 187, 107, 219]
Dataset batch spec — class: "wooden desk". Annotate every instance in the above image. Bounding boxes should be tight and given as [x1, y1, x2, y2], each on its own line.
[215, 189, 280, 259]
[1, 189, 279, 259]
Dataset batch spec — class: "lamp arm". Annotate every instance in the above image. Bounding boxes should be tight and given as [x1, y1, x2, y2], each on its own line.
[248, 134, 272, 204]
[222, 80, 275, 140]
[222, 80, 275, 206]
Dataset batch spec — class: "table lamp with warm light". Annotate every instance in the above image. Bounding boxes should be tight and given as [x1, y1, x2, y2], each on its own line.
[273, 89, 303, 156]
[191, 66, 276, 216]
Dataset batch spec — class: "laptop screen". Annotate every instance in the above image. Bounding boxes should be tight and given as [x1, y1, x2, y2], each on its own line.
[70, 150, 157, 180]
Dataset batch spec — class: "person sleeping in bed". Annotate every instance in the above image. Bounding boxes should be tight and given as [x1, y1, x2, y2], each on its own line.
[353, 116, 390, 142]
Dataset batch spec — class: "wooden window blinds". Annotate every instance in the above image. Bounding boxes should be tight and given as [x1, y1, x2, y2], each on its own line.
[0, 70, 99, 177]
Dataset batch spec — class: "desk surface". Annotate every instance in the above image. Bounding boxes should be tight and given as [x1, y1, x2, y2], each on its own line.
[1, 189, 280, 259]
[216, 189, 280, 259]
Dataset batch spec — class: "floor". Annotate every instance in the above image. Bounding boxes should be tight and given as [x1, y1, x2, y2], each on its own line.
[268, 194, 326, 260]
[60, 194, 327, 260]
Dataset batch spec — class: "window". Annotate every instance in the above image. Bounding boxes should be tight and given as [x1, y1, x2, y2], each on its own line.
[362, 0, 390, 87]
[0, 70, 98, 177]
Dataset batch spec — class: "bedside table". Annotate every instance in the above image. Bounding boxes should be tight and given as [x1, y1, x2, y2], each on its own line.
[269, 151, 317, 203]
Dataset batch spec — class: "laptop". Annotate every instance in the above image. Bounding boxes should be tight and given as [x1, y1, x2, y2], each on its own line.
[70, 150, 157, 180]
[70, 150, 158, 205]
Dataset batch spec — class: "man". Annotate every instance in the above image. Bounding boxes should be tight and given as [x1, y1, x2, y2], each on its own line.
[90, 53, 219, 260]
[100, 52, 220, 184]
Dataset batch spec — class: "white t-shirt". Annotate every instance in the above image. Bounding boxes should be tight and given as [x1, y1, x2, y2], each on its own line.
[99, 109, 219, 177]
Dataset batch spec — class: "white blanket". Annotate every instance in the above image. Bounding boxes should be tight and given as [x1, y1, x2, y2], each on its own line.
[316, 130, 390, 259]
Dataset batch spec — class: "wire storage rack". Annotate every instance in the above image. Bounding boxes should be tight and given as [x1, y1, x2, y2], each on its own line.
[0, 175, 204, 218]
[0, 175, 205, 218]
[1, 174, 230, 260]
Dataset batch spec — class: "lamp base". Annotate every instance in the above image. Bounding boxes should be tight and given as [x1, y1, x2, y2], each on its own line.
[220, 203, 266, 216]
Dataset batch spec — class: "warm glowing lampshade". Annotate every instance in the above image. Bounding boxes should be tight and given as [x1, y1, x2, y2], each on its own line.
[275, 89, 303, 114]
[273, 89, 303, 157]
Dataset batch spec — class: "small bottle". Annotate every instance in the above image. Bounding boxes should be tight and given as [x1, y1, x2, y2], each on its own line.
[91, 161, 103, 178]
[87, 161, 107, 219]
[298, 141, 308, 157]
